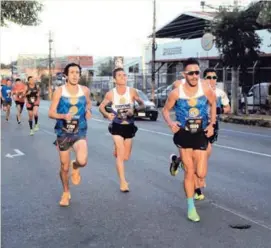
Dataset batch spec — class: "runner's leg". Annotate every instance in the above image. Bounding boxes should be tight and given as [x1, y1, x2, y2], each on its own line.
[181, 148, 200, 222]
[33, 105, 39, 131]
[71, 139, 88, 185]
[113, 135, 129, 192]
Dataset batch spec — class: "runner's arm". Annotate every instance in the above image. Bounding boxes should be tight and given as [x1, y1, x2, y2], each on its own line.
[204, 83, 216, 125]
[99, 91, 112, 118]
[221, 90, 231, 113]
[162, 88, 178, 126]
[83, 86, 92, 113]
[132, 88, 145, 109]
[48, 88, 65, 120]
[37, 85, 41, 98]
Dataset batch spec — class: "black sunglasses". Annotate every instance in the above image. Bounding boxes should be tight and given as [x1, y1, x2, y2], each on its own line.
[184, 70, 200, 76]
[206, 76, 217, 80]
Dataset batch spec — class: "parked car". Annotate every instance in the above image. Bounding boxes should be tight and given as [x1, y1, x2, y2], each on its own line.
[105, 89, 159, 121]
[240, 82, 271, 113]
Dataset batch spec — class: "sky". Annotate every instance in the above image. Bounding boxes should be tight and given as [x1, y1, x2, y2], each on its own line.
[0, 0, 253, 64]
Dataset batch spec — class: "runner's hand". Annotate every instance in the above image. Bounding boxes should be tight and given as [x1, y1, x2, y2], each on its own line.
[64, 113, 72, 121]
[85, 110, 92, 120]
[169, 121, 181, 133]
[204, 124, 214, 138]
[106, 113, 115, 121]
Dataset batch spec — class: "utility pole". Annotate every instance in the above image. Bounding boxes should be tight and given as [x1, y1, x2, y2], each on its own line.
[48, 30, 53, 100]
[151, 0, 157, 103]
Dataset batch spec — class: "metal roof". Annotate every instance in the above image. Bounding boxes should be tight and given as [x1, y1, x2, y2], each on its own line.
[150, 11, 216, 40]
[151, 3, 270, 40]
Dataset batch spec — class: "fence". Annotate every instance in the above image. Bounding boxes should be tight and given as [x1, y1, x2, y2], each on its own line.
[90, 66, 271, 113]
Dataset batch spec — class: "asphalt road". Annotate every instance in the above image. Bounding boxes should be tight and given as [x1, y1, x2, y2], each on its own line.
[2, 101, 271, 248]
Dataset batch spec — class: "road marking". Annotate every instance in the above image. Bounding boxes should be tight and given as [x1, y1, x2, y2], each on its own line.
[220, 128, 271, 138]
[41, 129, 55, 136]
[6, 149, 25, 158]
[213, 144, 271, 158]
[211, 202, 271, 231]
[90, 118, 271, 158]
[40, 118, 271, 158]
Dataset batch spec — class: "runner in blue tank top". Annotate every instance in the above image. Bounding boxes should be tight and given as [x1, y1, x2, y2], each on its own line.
[48, 63, 92, 207]
[99, 68, 144, 193]
[1, 79, 13, 121]
[162, 58, 217, 222]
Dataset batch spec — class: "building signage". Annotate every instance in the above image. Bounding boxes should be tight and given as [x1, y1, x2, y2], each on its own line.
[162, 47, 182, 56]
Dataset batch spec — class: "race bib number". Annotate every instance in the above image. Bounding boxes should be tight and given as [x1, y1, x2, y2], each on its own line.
[63, 119, 79, 133]
[30, 97, 35, 103]
[185, 117, 203, 134]
[117, 108, 131, 120]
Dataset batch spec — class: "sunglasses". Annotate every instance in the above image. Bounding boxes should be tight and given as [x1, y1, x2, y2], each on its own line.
[184, 70, 200, 76]
[206, 76, 217, 80]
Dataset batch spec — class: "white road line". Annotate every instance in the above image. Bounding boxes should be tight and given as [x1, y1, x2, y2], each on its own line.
[214, 144, 271, 158]
[40, 118, 271, 158]
[91, 118, 271, 158]
[220, 128, 271, 138]
[39, 125, 271, 230]
[211, 202, 271, 231]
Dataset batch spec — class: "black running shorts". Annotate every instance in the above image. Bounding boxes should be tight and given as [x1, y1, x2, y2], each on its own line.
[108, 122, 138, 139]
[2, 100, 12, 106]
[15, 101, 25, 112]
[173, 129, 209, 150]
[54, 136, 86, 151]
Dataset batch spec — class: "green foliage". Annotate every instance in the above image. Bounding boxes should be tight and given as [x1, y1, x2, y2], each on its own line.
[98, 58, 114, 76]
[1, 63, 11, 69]
[211, 5, 262, 69]
[1, 1, 43, 27]
[256, 1, 271, 28]
[79, 75, 89, 87]
[40, 74, 49, 87]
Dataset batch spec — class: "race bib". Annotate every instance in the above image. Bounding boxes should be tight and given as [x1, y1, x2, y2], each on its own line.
[117, 108, 131, 120]
[30, 97, 35, 103]
[63, 119, 79, 133]
[185, 117, 203, 134]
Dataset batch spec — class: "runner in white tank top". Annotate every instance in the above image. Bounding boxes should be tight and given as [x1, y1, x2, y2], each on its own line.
[99, 68, 144, 193]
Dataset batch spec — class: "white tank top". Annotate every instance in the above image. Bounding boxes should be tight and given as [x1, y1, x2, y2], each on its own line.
[111, 87, 134, 124]
[179, 81, 204, 99]
[61, 84, 84, 97]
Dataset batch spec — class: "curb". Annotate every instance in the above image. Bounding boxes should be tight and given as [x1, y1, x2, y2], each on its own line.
[220, 114, 271, 128]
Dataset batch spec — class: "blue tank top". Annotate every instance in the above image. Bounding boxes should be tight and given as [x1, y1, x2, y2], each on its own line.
[175, 82, 209, 130]
[54, 85, 87, 137]
[111, 87, 135, 125]
[1, 85, 12, 102]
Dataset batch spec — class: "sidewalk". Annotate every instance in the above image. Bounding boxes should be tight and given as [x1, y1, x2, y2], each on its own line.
[220, 114, 271, 127]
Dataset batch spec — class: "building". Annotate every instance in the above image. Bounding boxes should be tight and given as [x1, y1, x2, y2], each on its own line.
[144, 9, 271, 92]
[17, 54, 94, 81]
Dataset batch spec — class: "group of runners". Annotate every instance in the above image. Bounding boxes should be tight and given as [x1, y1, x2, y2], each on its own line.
[1, 76, 41, 135]
[48, 58, 230, 222]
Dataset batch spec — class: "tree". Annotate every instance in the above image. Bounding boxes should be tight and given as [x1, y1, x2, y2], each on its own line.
[79, 75, 89, 87]
[256, 1, 271, 30]
[211, 5, 262, 114]
[1, 63, 11, 69]
[98, 58, 114, 76]
[1, 1, 43, 27]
